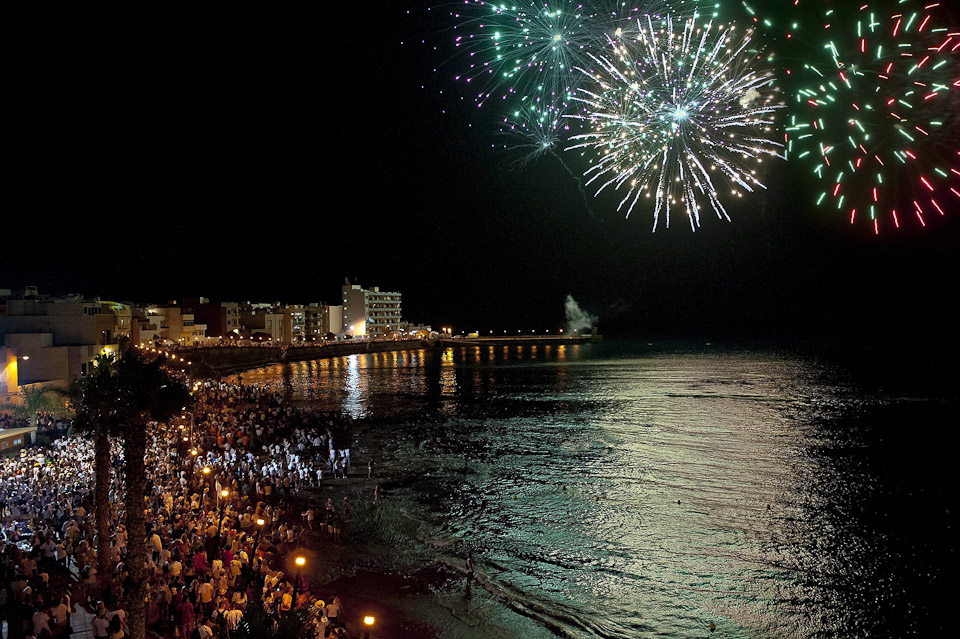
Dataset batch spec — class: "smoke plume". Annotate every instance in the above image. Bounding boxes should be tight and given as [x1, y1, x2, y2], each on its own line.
[739, 88, 760, 108]
[565, 295, 597, 333]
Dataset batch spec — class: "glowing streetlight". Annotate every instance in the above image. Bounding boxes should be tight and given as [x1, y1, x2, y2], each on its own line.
[251, 517, 266, 569]
[216, 489, 230, 541]
[293, 555, 306, 600]
[199, 466, 212, 507]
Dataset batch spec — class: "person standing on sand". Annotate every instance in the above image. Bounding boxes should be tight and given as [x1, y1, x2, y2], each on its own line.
[325, 596, 343, 628]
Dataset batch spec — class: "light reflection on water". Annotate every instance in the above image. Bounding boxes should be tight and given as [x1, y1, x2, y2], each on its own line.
[238, 343, 954, 638]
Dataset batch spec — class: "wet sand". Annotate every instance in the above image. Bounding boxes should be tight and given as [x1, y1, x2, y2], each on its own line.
[285, 472, 448, 638]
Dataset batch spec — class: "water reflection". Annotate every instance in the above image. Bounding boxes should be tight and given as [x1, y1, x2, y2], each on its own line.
[344, 355, 364, 419]
[234, 344, 954, 638]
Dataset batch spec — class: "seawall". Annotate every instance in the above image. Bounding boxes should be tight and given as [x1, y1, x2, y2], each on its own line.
[177, 335, 602, 376]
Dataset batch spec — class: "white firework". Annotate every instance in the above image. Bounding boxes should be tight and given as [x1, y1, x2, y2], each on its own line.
[569, 13, 784, 230]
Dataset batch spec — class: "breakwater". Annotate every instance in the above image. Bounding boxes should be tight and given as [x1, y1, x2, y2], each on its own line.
[180, 334, 601, 376]
[436, 334, 601, 347]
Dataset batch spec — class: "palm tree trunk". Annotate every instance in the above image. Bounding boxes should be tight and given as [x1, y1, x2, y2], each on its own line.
[94, 423, 112, 594]
[123, 421, 149, 639]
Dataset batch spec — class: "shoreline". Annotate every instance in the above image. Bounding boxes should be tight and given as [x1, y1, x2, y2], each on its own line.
[277, 465, 451, 638]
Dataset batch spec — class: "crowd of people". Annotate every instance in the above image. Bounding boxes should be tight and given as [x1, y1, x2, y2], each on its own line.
[0, 379, 370, 639]
[0, 413, 69, 437]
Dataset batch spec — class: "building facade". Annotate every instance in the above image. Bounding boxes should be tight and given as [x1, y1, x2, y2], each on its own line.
[1, 347, 18, 403]
[0, 292, 122, 386]
[131, 305, 207, 346]
[341, 284, 403, 338]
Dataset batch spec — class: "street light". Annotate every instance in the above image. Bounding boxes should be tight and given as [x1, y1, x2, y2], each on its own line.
[293, 555, 306, 603]
[180, 441, 195, 478]
[216, 489, 230, 543]
[363, 615, 375, 639]
[199, 466, 211, 507]
[252, 517, 266, 562]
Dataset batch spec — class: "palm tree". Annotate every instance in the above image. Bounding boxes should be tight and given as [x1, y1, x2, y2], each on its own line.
[14, 384, 67, 429]
[111, 350, 192, 639]
[69, 349, 192, 639]
[232, 592, 317, 639]
[68, 354, 123, 594]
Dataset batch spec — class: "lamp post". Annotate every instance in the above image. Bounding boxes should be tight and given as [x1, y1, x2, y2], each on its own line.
[199, 466, 211, 509]
[252, 517, 266, 558]
[181, 441, 194, 482]
[293, 556, 305, 604]
[363, 615, 375, 639]
[245, 517, 266, 588]
[216, 489, 230, 541]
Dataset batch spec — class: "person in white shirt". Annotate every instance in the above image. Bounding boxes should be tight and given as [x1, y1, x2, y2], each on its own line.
[32, 609, 52, 636]
[197, 619, 214, 639]
[91, 614, 110, 639]
[222, 605, 243, 630]
[230, 589, 247, 612]
[41, 539, 58, 562]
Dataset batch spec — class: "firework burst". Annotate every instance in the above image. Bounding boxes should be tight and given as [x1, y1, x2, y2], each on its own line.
[499, 102, 570, 167]
[569, 13, 784, 230]
[784, 2, 960, 233]
[449, 2, 699, 118]
[450, 0, 602, 112]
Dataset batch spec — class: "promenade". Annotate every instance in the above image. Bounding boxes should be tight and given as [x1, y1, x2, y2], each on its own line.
[154, 334, 601, 376]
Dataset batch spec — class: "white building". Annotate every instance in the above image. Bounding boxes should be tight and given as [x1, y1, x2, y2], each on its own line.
[341, 284, 402, 339]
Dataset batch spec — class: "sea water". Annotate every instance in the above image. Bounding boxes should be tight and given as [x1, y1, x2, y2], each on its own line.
[239, 341, 956, 638]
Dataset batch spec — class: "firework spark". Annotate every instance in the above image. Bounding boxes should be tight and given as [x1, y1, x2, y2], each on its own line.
[569, 13, 784, 230]
[784, 2, 960, 233]
[499, 102, 569, 166]
[450, 0, 601, 111]
[449, 2, 699, 121]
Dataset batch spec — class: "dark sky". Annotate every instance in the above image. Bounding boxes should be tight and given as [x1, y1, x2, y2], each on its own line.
[3, 1, 959, 350]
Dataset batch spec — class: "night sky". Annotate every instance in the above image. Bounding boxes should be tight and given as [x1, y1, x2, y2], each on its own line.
[3, 2, 959, 353]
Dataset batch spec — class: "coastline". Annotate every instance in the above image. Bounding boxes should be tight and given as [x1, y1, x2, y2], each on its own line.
[273, 464, 452, 638]
[268, 429, 567, 639]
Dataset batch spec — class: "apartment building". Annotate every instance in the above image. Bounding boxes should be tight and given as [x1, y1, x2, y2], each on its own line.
[342, 284, 402, 338]
[0, 291, 122, 386]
